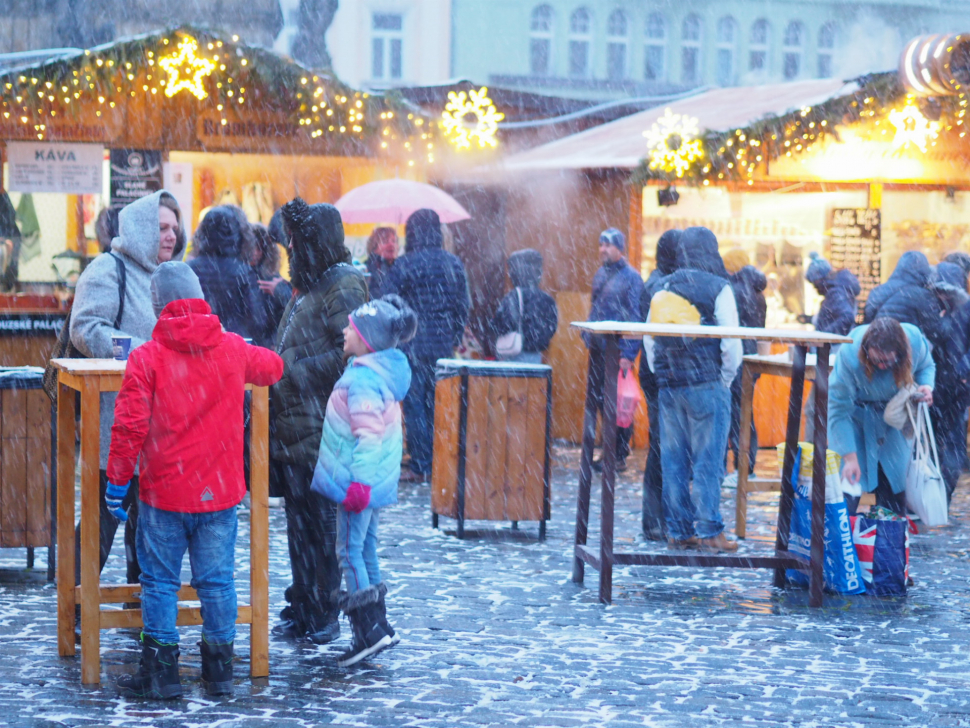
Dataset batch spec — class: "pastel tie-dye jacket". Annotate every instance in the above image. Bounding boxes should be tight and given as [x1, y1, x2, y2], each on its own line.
[310, 348, 412, 508]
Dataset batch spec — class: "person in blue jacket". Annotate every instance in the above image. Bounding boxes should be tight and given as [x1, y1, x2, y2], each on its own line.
[311, 294, 417, 667]
[582, 227, 644, 472]
[829, 318, 935, 516]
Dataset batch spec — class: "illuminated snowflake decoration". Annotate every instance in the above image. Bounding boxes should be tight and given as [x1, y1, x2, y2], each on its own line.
[888, 102, 940, 153]
[441, 87, 505, 150]
[159, 36, 216, 100]
[643, 107, 704, 178]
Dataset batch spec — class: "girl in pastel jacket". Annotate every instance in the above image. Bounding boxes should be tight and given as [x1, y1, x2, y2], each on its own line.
[311, 294, 416, 667]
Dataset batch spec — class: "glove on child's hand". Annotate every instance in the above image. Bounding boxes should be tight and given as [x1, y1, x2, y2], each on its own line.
[105, 481, 130, 522]
[342, 482, 371, 514]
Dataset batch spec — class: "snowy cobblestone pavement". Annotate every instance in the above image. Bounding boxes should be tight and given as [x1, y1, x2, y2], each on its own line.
[2, 445, 970, 727]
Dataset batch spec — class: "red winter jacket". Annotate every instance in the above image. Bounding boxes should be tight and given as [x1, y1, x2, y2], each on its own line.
[107, 298, 284, 512]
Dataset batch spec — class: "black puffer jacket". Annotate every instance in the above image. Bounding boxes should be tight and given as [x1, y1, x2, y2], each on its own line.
[730, 265, 767, 354]
[814, 268, 860, 336]
[491, 249, 559, 353]
[927, 262, 970, 407]
[385, 209, 469, 363]
[864, 250, 942, 339]
[189, 206, 267, 342]
[270, 198, 368, 466]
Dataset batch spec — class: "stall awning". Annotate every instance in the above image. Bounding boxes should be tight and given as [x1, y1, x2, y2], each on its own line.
[502, 78, 856, 171]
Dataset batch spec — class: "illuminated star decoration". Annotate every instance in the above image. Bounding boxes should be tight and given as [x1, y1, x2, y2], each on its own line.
[888, 102, 940, 153]
[158, 36, 216, 100]
[441, 86, 505, 150]
[643, 107, 704, 178]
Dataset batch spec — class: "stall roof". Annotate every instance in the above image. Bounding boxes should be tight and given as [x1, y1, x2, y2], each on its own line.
[502, 78, 856, 172]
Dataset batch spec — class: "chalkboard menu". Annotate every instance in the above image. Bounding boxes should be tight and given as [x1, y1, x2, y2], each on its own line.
[828, 208, 881, 322]
[109, 149, 162, 209]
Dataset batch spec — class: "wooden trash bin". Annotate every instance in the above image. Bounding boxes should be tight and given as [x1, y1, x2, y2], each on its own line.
[430, 359, 552, 540]
[0, 367, 53, 578]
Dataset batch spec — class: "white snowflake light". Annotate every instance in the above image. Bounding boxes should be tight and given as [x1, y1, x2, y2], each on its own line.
[643, 107, 704, 178]
[441, 87, 505, 150]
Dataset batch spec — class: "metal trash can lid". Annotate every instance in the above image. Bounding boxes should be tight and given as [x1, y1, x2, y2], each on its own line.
[0, 366, 45, 389]
[434, 358, 551, 380]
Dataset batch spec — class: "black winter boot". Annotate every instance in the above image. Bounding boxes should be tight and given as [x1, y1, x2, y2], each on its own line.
[200, 639, 234, 697]
[375, 583, 400, 646]
[117, 634, 182, 700]
[336, 587, 392, 667]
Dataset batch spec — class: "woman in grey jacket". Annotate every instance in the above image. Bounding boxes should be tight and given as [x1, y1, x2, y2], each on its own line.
[70, 190, 185, 587]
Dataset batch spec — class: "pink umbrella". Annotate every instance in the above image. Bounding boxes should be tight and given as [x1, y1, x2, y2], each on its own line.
[334, 179, 471, 224]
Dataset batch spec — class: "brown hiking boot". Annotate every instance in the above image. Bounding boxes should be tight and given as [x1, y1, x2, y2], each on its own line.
[666, 537, 698, 550]
[697, 533, 739, 553]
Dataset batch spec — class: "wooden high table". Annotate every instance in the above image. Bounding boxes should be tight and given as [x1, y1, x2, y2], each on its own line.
[51, 359, 270, 685]
[570, 323, 851, 608]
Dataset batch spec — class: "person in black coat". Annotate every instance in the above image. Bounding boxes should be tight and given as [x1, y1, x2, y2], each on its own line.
[814, 268, 861, 336]
[864, 250, 943, 340]
[385, 208, 469, 482]
[251, 221, 293, 347]
[638, 229, 682, 540]
[365, 226, 398, 300]
[188, 205, 268, 342]
[490, 248, 558, 364]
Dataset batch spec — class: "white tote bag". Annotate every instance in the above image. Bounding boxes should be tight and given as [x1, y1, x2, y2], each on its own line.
[905, 401, 948, 526]
[495, 287, 524, 359]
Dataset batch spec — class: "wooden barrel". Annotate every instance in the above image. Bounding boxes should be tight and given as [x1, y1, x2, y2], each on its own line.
[430, 359, 552, 539]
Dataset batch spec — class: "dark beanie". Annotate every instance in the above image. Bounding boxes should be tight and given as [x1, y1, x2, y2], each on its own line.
[406, 209, 443, 251]
[600, 227, 625, 252]
[350, 294, 419, 353]
[655, 229, 683, 275]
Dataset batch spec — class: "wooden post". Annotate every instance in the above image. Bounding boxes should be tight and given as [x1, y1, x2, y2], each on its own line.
[55, 381, 76, 657]
[627, 182, 643, 274]
[808, 344, 831, 608]
[79, 377, 100, 684]
[735, 363, 756, 539]
[249, 386, 269, 678]
[598, 335, 620, 604]
[572, 351, 599, 584]
[774, 346, 806, 588]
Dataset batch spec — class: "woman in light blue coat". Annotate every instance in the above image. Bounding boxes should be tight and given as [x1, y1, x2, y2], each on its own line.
[828, 317, 935, 516]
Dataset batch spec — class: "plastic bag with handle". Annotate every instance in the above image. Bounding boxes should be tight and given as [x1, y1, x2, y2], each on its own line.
[616, 369, 642, 428]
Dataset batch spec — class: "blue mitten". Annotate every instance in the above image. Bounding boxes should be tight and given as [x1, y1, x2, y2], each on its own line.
[105, 481, 130, 522]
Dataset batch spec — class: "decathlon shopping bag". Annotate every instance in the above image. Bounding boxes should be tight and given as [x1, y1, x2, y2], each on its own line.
[905, 401, 948, 527]
[850, 516, 909, 597]
[786, 448, 866, 595]
[616, 369, 642, 428]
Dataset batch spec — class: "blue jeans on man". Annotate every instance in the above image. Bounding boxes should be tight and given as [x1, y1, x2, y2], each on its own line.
[660, 381, 731, 541]
[336, 507, 381, 592]
[137, 502, 238, 645]
[402, 359, 436, 476]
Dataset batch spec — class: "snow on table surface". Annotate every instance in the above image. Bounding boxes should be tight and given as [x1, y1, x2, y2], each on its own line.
[435, 358, 551, 371]
[572, 321, 852, 345]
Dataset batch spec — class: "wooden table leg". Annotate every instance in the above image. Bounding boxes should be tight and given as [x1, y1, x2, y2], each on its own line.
[773, 346, 806, 589]
[56, 384, 77, 657]
[572, 350, 599, 584]
[79, 379, 101, 684]
[808, 345, 830, 608]
[735, 363, 755, 539]
[598, 335, 620, 605]
[249, 386, 269, 678]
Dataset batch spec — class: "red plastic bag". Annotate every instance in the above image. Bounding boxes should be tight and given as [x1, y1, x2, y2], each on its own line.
[616, 369, 642, 428]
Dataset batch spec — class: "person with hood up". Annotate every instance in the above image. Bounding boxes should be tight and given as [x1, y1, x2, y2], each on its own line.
[107, 262, 283, 699]
[863, 250, 943, 341]
[70, 190, 185, 590]
[365, 226, 398, 300]
[270, 197, 368, 645]
[636, 229, 683, 539]
[490, 248, 558, 364]
[643, 226, 742, 553]
[723, 248, 767, 480]
[188, 205, 268, 343]
[805, 252, 861, 338]
[829, 317, 935, 515]
[385, 208, 469, 483]
[583, 227, 644, 473]
[311, 294, 417, 666]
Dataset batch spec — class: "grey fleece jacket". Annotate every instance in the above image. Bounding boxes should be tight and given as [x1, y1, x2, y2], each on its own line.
[70, 190, 184, 469]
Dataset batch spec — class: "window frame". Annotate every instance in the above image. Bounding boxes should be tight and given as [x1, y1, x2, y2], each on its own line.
[529, 4, 555, 76]
[749, 18, 770, 74]
[568, 6, 593, 78]
[783, 20, 804, 80]
[681, 13, 702, 85]
[817, 23, 835, 78]
[644, 12, 666, 82]
[606, 8, 628, 81]
[371, 11, 405, 82]
[715, 16, 737, 86]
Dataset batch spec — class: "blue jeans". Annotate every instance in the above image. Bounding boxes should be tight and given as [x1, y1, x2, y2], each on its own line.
[336, 507, 381, 592]
[403, 359, 436, 475]
[137, 502, 238, 644]
[660, 382, 731, 541]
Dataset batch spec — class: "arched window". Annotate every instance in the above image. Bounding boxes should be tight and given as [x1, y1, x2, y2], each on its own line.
[716, 16, 736, 86]
[530, 5, 554, 76]
[681, 14, 701, 84]
[749, 19, 769, 73]
[568, 7, 592, 77]
[644, 13, 666, 81]
[606, 9, 628, 81]
[783, 20, 804, 79]
[817, 23, 835, 78]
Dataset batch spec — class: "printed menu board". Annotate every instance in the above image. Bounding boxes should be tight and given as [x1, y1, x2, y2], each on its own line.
[828, 208, 881, 322]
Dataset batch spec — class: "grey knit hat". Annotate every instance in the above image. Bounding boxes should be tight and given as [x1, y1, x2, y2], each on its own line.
[349, 294, 418, 353]
[151, 261, 205, 317]
[600, 227, 626, 252]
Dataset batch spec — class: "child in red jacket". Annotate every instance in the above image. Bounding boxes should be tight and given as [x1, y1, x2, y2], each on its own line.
[106, 261, 283, 700]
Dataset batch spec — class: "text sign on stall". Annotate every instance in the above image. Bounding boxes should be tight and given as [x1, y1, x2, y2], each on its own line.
[109, 149, 162, 209]
[7, 142, 103, 194]
[828, 208, 881, 322]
